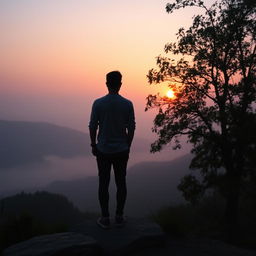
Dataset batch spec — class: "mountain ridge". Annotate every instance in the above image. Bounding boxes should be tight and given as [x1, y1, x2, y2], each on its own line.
[44, 154, 192, 216]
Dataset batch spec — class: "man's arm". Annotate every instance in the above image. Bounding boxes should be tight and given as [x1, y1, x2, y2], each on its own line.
[127, 129, 135, 148]
[89, 127, 98, 156]
[89, 101, 98, 156]
[127, 102, 136, 148]
[89, 127, 97, 146]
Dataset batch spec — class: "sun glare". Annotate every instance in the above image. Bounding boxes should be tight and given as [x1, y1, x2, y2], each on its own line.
[166, 89, 175, 99]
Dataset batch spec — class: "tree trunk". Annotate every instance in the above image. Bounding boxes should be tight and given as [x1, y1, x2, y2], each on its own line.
[225, 173, 241, 241]
[221, 136, 242, 241]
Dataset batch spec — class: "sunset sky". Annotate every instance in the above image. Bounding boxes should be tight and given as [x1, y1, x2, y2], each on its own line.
[0, 0, 214, 140]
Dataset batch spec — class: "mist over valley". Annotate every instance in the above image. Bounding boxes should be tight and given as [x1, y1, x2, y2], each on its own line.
[0, 120, 191, 216]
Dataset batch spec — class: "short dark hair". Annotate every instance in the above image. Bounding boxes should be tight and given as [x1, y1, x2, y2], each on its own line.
[106, 71, 122, 89]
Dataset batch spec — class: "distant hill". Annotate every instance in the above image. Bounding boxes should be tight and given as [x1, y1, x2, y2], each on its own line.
[127, 154, 193, 214]
[0, 191, 85, 225]
[0, 120, 90, 168]
[44, 154, 193, 216]
[0, 120, 150, 168]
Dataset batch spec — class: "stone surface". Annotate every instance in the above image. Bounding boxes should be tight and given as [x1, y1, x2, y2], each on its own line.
[3, 232, 101, 256]
[3, 219, 253, 256]
[71, 218, 166, 255]
[131, 237, 256, 256]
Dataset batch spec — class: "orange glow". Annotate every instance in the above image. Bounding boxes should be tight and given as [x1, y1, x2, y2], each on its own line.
[166, 89, 175, 99]
[0, 0, 202, 138]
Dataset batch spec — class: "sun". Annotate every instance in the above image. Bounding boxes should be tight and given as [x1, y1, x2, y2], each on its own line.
[166, 89, 175, 99]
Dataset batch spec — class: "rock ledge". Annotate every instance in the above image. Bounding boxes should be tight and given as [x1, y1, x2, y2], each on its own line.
[3, 218, 165, 256]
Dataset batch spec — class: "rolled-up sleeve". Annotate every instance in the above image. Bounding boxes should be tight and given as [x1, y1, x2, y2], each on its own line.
[89, 101, 99, 130]
[127, 102, 136, 131]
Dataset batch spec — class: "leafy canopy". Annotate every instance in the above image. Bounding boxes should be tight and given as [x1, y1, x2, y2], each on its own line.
[146, 0, 256, 202]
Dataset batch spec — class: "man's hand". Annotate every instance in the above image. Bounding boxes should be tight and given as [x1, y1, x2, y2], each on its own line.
[91, 144, 98, 156]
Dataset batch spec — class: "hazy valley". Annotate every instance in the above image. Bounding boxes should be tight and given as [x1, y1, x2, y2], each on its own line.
[0, 120, 191, 216]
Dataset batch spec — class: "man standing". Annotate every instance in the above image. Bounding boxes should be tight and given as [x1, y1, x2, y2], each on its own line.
[89, 71, 135, 229]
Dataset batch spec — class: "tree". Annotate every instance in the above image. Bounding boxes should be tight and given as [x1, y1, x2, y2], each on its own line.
[146, 0, 256, 239]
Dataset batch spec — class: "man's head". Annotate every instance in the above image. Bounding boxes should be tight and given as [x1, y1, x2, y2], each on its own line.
[106, 71, 122, 93]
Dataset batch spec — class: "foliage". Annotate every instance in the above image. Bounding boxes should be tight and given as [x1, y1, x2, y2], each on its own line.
[153, 195, 226, 238]
[146, 0, 256, 237]
[153, 193, 256, 248]
[0, 191, 88, 251]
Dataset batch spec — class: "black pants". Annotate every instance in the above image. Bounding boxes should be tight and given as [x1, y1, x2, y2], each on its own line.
[96, 150, 129, 217]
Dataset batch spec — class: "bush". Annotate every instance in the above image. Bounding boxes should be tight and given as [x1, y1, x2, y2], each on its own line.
[153, 194, 256, 249]
[152, 204, 196, 237]
[152, 195, 226, 238]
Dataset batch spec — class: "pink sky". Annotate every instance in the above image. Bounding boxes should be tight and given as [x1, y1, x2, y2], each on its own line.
[0, 0, 214, 139]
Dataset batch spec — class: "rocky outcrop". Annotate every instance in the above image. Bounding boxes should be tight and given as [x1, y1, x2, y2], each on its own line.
[3, 218, 165, 256]
[4, 219, 255, 256]
[71, 217, 166, 255]
[3, 232, 101, 256]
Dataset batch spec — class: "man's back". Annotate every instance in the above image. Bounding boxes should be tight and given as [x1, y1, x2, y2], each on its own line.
[89, 94, 135, 154]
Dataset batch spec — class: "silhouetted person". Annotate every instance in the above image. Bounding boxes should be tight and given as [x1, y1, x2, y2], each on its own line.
[89, 71, 135, 229]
